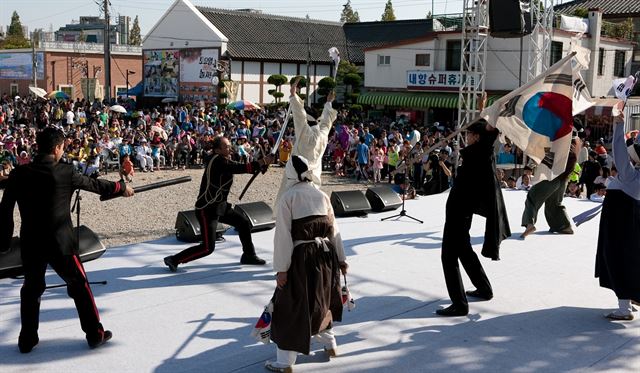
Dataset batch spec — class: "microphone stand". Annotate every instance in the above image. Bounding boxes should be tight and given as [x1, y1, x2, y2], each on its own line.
[381, 144, 423, 224]
[46, 167, 107, 289]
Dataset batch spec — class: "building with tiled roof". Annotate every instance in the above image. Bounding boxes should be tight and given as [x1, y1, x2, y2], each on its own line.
[555, 0, 640, 17]
[141, 0, 434, 104]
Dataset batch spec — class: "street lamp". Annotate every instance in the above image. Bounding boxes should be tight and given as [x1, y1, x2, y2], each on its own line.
[126, 69, 136, 98]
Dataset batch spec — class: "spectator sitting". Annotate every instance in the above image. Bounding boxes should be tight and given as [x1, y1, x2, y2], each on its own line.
[0, 159, 13, 180]
[590, 183, 606, 202]
[518, 173, 532, 191]
[17, 150, 31, 166]
[506, 176, 517, 189]
[136, 138, 154, 172]
[120, 153, 134, 182]
[497, 168, 508, 188]
[593, 166, 613, 187]
[516, 166, 534, 189]
[496, 143, 515, 164]
[565, 181, 581, 198]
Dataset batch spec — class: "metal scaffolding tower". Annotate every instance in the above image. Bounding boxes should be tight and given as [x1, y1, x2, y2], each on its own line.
[527, 0, 555, 82]
[457, 0, 489, 131]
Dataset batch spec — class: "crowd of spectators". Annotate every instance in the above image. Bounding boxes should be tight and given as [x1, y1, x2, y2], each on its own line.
[0, 92, 631, 205]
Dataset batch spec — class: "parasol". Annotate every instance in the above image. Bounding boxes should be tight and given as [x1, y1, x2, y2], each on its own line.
[227, 100, 261, 111]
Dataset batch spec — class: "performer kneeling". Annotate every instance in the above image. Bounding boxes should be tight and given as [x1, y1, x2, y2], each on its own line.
[266, 155, 348, 372]
[595, 108, 640, 321]
[164, 136, 274, 271]
[0, 127, 134, 353]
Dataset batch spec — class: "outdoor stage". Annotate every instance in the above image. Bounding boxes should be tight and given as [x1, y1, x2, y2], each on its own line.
[0, 189, 638, 372]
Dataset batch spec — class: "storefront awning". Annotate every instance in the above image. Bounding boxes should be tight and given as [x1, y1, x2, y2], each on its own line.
[357, 91, 502, 109]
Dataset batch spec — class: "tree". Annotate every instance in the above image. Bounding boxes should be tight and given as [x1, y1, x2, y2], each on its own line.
[340, 0, 361, 23]
[8, 11, 25, 39]
[572, 8, 589, 18]
[267, 74, 288, 103]
[1, 10, 30, 49]
[129, 16, 142, 46]
[381, 0, 396, 22]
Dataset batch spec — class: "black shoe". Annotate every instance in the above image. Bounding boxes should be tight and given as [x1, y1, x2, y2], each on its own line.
[435, 305, 468, 317]
[240, 254, 266, 265]
[466, 289, 493, 301]
[87, 330, 112, 349]
[164, 256, 178, 272]
[18, 334, 39, 353]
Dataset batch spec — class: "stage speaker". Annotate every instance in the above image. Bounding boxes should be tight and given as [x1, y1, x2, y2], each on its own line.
[331, 190, 371, 217]
[489, 0, 532, 38]
[175, 210, 228, 242]
[0, 226, 105, 279]
[366, 186, 402, 212]
[234, 202, 275, 232]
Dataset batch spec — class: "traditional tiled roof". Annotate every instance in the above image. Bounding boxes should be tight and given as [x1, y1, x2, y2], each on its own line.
[343, 19, 434, 63]
[555, 0, 640, 16]
[196, 7, 346, 63]
[195, 7, 433, 64]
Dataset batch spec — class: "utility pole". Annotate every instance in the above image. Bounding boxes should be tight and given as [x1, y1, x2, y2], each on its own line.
[103, 0, 112, 103]
[305, 36, 311, 105]
[32, 32, 37, 88]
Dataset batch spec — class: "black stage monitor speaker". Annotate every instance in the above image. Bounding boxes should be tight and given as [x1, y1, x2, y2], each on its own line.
[331, 190, 371, 217]
[489, 0, 532, 38]
[234, 202, 275, 232]
[0, 226, 105, 279]
[175, 210, 228, 242]
[366, 186, 403, 212]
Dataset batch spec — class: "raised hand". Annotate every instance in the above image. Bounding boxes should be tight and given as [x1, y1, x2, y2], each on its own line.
[327, 90, 336, 103]
[290, 77, 301, 97]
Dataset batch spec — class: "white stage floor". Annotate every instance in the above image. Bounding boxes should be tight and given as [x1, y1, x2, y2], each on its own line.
[1, 189, 638, 372]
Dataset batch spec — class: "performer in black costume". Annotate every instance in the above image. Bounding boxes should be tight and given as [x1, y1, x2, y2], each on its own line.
[164, 136, 274, 271]
[0, 127, 134, 353]
[437, 119, 511, 317]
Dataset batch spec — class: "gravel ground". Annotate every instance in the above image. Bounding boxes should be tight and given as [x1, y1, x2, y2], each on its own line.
[4, 165, 369, 248]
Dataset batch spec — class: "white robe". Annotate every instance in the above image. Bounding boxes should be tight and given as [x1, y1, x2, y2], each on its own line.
[273, 182, 346, 273]
[275, 94, 337, 205]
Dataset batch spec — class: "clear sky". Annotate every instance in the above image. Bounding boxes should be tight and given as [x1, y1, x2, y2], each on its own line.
[1, 0, 575, 37]
[1, 0, 466, 36]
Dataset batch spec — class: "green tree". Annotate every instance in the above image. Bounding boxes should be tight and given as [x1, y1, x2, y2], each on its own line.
[317, 77, 336, 98]
[381, 0, 396, 22]
[340, 0, 360, 23]
[267, 74, 288, 103]
[8, 11, 25, 39]
[129, 16, 142, 46]
[1, 11, 30, 49]
[572, 8, 589, 18]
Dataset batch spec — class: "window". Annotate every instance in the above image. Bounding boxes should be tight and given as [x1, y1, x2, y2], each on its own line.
[58, 84, 74, 99]
[10, 84, 18, 97]
[115, 85, 128, 97]
[446, 40, 461, 71]
[614, 51, 626, 77]
[550, 41, 563, 65]
[598, 48, 605, 76]
[415, 54, 430, 66]
[378, 55, 391, 66]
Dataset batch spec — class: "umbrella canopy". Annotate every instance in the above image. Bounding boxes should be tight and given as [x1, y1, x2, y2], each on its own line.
[227, 100, 261, 111]
[625, 130, 639, 140]
[47, 90, 70, 100]
[110, 105, 127, 114]
[161, 97, 178, 103]
[29, 87, 47, 99]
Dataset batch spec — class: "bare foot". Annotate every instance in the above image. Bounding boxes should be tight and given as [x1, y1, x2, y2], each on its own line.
[520, 224, 536, 239]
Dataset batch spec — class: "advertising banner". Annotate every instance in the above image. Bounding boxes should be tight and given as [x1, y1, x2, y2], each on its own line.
[407, 70, 476, 91]
[143, 50, 179, 97]
[0, 52, 45, 80]
[179, 48, 219, 103]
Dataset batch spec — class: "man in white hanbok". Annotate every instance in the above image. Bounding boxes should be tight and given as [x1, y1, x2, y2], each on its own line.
[274, 78, 337, 206]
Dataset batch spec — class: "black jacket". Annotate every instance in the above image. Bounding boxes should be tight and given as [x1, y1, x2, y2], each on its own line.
[447, 130, 511, 260]
[195, 154, 261, 215]
[0, 156, 125, 257]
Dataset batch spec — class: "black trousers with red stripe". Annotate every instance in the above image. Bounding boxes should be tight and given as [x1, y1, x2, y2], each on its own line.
[172, 205, 256, 265]
[20, 252, 103, 338]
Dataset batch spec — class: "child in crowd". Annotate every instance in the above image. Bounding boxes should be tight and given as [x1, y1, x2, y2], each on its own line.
[372, 145, 384, 183]
[506, 176, 517, 189]
[17, 150, 31, 165]
[590, 183, 607, 202]
[565, 181, 581, 198]
[518, 174, 532, 191]
[333, 142, 345, 176]
[120, 153, 134, 182]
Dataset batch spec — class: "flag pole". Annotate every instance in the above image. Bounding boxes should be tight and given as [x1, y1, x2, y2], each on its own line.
[424, 51, 578, 155]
